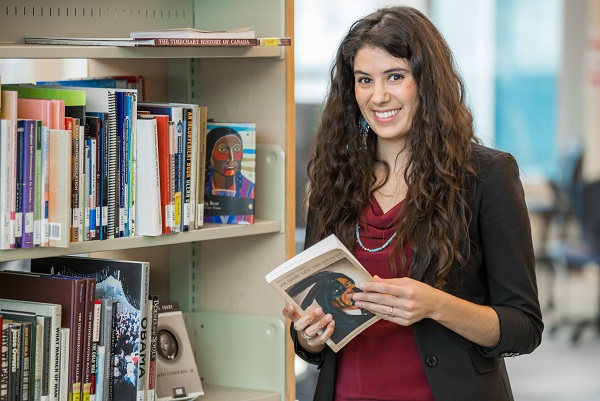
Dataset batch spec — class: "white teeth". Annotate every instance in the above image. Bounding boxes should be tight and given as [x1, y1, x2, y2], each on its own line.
[375, 109, 399, 119]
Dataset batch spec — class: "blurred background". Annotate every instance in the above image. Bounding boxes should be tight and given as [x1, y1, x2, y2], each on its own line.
[294, 1, 600, 400]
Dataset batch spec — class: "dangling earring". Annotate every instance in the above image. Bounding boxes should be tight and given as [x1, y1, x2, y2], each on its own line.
[358, 115, 370, 145]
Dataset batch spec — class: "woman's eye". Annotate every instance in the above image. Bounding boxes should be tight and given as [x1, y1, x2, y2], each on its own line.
[357, 77, 371, 84]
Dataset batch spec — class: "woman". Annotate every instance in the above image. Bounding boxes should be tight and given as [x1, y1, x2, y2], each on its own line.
[283, 6, 543, 401]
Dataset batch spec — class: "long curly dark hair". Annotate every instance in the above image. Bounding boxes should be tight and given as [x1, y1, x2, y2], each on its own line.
[306, 6, 479, 289]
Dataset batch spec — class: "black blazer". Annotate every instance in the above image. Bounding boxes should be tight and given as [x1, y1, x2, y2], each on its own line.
[292, 144, 543, 401]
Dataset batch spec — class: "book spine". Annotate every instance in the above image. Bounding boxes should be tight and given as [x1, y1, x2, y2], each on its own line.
[146, 296, 159, 401]
[187, 107, 197, 231]
[58, 329, 69, 401]
[88, 300, 101, 401]
[20, 322, 32, 401]
[37, 316, 51, 401]
[22, 120, 36, 249]
[182, 109, 193, 232]
[77, 123, 85, 243]
[151, 38, 259, 46]
[107, 94, 118, 240]
[33, 320, 42, 401]
[82, 142, 90, 242]
[195, 107, 208, 228]
[127, 92, 136, 238]
[47, 129, 72, 248]
[116, 92, 126, 239]
[0, 120, 15, 249]
[135, 265, 150, 401]
[8, 323, 22, 401]
[1, 322, 9, 401]
[81, 280, 96, 401]
[66, 117, 80, 243]
[93, 347, 104, 401]
[40, 126, 50, 247]
[86, 138, 97, 241]
[15, 121, 25, 248]
[33, 121, 43, 247]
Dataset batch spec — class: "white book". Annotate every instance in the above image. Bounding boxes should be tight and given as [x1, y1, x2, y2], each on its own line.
[95, 346, 105, 401]
[47, 129, 72, 247]
[135, 116, 162, 236]
[265, 234, 380, 352]
[59, 328, 70, 401]
[0, 119, 14, 249]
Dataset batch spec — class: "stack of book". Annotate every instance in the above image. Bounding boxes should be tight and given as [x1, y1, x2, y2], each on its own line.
[0, 256, 203, 401]
[0, 257, 158, 401]
[24, 27, 291, 48]
[0, 81, 257, 250]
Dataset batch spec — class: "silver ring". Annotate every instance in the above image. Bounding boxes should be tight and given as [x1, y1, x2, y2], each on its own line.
[388, 306, 394, 318]
[302, 332, 313, 341]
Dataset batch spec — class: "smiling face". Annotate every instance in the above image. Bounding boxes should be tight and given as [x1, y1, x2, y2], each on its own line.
[354, 45, 418, 147]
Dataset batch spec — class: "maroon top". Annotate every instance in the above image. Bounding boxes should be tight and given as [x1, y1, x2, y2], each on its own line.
[334, 198, 434, 401]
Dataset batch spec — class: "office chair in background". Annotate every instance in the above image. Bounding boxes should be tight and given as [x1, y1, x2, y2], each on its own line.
[546, 177, 600, 344]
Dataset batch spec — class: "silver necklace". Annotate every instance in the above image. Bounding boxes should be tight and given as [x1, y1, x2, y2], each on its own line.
[355, 223, 397, 253]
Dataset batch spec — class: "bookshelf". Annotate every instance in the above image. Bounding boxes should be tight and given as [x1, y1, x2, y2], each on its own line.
[0, 1, 295, 401]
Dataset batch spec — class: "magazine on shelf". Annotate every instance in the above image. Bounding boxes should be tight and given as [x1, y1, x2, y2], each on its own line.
[265, 234, 380, 352]
[129, 27, 255, 40]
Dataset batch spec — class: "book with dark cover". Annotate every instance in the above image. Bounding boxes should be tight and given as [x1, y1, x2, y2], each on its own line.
[265, 234, 380, 352]
[30, 256, 150, 401]
[84, 113, 108, 240]
[80, 278, 97, 401]
[155, 302, 202, 401]
[204, 122, 256, 224]
[0, 312, 37, 401]
[0, 299, 62, 401]
[0, 271, 87, 401]
[1, 318, 8, 401]
[7, 322, 22, 401]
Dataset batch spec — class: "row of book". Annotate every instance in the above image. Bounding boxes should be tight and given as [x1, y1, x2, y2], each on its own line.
[0, 256, 203, 401]
[0, 79, 257, 250]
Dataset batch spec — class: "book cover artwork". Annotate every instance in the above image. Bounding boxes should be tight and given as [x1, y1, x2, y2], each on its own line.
[155, 302, 203, 401]
[204, 122, 255, 224]
[266, 235, 380, 352]
[30, 257, 149, 401]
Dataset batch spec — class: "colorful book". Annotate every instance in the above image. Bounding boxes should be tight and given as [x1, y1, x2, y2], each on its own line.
[30, 256, 150, 401]
[146, 296, 159, 401]
[137, 104, 184, 233]
[204, 122, 256, 224]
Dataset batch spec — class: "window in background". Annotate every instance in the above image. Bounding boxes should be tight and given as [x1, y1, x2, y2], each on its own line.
[433, 0, 563, 181]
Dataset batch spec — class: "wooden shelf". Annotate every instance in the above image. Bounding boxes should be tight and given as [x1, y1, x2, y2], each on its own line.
[0, 44, 285, 59]
[0, 219, 281, 262]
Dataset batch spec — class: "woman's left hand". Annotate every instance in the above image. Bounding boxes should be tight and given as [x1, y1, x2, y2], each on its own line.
[350, 275, 441, 325]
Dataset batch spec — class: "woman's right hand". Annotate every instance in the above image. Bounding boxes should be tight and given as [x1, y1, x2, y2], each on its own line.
[283, 304, 334, 353]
